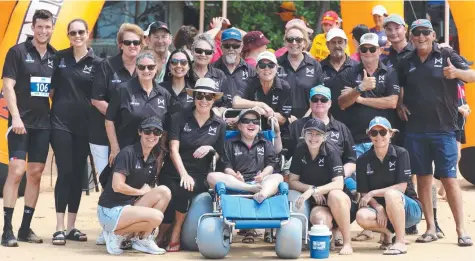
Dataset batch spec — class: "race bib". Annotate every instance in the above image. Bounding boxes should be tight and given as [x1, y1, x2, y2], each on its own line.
[30, 77, 51, 97]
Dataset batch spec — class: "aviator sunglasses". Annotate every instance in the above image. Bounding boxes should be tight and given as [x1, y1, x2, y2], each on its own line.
[369, 129, 388, 137]
[68, 30, 86, 37]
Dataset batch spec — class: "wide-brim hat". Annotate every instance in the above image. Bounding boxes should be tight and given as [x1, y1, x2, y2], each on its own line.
[185, 78, 224, 100]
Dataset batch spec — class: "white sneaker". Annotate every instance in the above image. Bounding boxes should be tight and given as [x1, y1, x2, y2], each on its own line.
[104, 231, 124, 255]
[96, 230, 106, 245]
[132, 235, 166, 255]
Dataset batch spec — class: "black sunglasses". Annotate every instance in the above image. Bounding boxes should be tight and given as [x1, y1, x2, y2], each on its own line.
[240, 118, 260, 125]
[412, 29, 432, 37]
[360, 46, 378, 53]
[195, 92, 215, 101]
[122, 40, 141, 46]
[222, 43, 241, 50]
[194, 48, 213, 55]
[311, 96, 330, 103]
[137, 64, 156, 71]
[369, 129, 388, 137]
[142, 128, 162, 136]
[68, 30, 86, 37]
[170, 58, 188, 66]
[285, 37, 304, 44]
[257, 62, 276, 69]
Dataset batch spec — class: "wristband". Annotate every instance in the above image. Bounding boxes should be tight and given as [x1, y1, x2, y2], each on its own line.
[356, 84, 364, 94]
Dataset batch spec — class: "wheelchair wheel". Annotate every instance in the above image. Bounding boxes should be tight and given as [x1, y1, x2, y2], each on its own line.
[275, 217, 302, 259]
[197, 217, 231, 259]
[288, 190, 310, 239]
[181, 192, 213, 251]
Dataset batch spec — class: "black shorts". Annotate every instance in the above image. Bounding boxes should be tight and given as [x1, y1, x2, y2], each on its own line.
[7, 128, 50, 163]
[455, 130, 466, 144]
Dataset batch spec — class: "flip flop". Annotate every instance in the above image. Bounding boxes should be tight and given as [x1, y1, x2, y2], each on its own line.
[383, 247, 407, 255]
[166, 241, 181, 252]
[458, 236, 473, 247]
[352, 232, 374, 242]
[416, 233, 438, 243]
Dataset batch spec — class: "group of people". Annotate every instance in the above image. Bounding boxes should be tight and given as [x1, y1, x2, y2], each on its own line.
[1, 5, 474, 258]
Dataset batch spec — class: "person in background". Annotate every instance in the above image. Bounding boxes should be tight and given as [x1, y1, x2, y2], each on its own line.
[370, 5, 390, 60]
[242, 31, 271, 67]
[309, 11, 350, 61]
[144, 21, 172, 83]
[350, 24, 370, 62]
[276, 1, 304, 23]
[173, 25, 198, 61]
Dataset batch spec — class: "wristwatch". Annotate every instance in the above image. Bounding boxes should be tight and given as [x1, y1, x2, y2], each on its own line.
[356, 84, 364, 94]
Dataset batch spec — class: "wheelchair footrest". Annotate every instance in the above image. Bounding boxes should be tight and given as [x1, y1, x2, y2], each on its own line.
[221, 194, 290, 220]
[234, 220, 282, 229]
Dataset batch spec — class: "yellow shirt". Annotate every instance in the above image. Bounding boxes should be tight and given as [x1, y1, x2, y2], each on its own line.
[309, 33, 350, 61]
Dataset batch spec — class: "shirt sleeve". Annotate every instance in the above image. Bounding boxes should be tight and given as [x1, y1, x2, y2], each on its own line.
[289, 146, 303, 175]
[220, 141, 234, 170]
[168, 113, 183, 141]
[91, 59, 110, 101]
[384, 69, 401, 96]
[341, 125, 357, 164]
[105, 85, 122, 121]
[396, 149, 412, 184]
[326, 147, 344, 178]
[2, 48, 19, 80]
[113, 148, 132, 176]
[264, 140, 279, 170]
[214, 121, 226, 157]
[356, 156, 369, 193]
[448, 51, 470, 70]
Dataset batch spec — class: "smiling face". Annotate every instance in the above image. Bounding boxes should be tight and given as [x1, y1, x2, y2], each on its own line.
[139, 128, 161, 150]
[147, 29, 172, 55]
[68, 21, 89, 48]
[385, 23, 406, 45]
[136, 56, 157, 81]
[256, 59, 277, 82]
[238, 113, 260, 140]
[285, 28, 306, 55]
[310, 94, 331, 115]
[359, 44, 381, 65]
[193, 40, 213, 66]
[327, 37, 347, 59]
[368, 126, 391, 149]
[222, 39, 242, 64]
[373, 14, 385, 28]
[169, 52, 189, 79]
[32, 18, 53, 45]
[412, 26, 435, 53]
[304, 129, 325, 150]
[120, 31, 142, 58]
[194, 91, 215, 114]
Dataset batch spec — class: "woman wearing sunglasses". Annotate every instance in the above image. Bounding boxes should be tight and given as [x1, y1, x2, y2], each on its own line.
[50, 19, 102, 245]
[355, 117, 421, 255]
[156, 78, 226, 252]
[290, 118, 354, 255]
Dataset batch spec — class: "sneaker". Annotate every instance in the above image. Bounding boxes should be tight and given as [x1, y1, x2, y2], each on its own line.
[18, 228, 43, 243]
[104, 231, 124, 255]
[132, 235, 166, 255]
[96, 230, 106, 245]
[1, 230, 19, 247]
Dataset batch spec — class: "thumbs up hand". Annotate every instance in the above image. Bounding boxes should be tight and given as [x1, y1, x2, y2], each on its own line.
[361, 69, 376, 91]
[443, 57, 459, 79]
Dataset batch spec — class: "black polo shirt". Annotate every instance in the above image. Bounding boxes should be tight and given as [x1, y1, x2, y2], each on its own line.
[2, 39, 56, 129]
[383, 42, 414, 69]
[289, 115, 356, 165]
[320, 55, 358, 121]
[192, 65, 229, 107]
[290, 141, 344, 187]
[221, 134, 279, 182]
[356, 144, 418, 206]
[213, 57, 257, 105]
[159, 80, 195, 117]
[90, 54, 136, 145]
[277, 52, 324, 118]
[106, 77, 171, 149]
[161, 108, 226, 178]
[397, 43, 469, 133]
[333, 61, 400, 143]
[98, 142, 158, 208]
[51, 47, 102, 136]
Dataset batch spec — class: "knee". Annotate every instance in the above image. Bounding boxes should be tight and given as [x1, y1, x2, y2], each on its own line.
[327, 190, 348, 208]
[355, 210, 372, 228]
[384, 189, 403, 205]
[273, 174, 284, 183]
[310, 212, 332, 228]
[8, 164, 26, 183]
[154, 185, 172, 200]
[27, 166, 45, 181]
[206, 172, 219, 186]
[150, 209, 164, 226]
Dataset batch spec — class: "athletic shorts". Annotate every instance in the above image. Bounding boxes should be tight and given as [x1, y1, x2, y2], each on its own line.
[405, 132, 458, 179]
[97, 205, 129, 233]
[7, 128, 50, 163]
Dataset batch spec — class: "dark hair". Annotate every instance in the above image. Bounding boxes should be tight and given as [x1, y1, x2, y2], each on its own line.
[163, 48, 196, 83]
[32, 9, 54, 26]
[67, 19, 88, 32]
[351, 24, 370, 44]
[174, 25, 198, 50]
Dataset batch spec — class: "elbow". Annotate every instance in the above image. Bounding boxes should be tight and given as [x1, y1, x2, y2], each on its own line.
[389, 101, 398, 109]
[112, 182, 121, 193]
[91, 99, 100, 108]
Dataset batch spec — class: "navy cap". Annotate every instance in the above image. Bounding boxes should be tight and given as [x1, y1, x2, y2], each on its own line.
[303, 118, 326, 134]
[145, 21, 170, 36]
[140, 116, 163, 131]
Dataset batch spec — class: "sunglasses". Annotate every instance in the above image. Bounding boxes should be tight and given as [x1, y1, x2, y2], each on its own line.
[285, 37, 304, 44]
[194, 48, 213, 55]
[257, 62, 276, 69]
[369, 129, 388, 137]
[412, 29, 432, 37]
[240, 118, 260, 125]
[360, 46, 378, 53]
[68, 30, 86, 37]
[195, 92, 215, 101]
[137, 64, 156, 71]
[170, 58, 188, 66]
[222, 43, 241, 50]
[311, 96, 329, 103]
[142, 128, 162, 136]
[122, 40, 141, 46]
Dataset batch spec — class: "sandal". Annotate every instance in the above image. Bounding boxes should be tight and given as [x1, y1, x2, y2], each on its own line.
[52, 231, 66, 246]
[242, 231, 255, 244]
[415, 233, 438, 243]
[351, 231, 374, 241]
[379, 242, 392, 250]
[383, 247, 407, 255]
[458, 236, 473, 247]
[166, 241, 181, 252]
[264, 230, 275, 243]
[334, 238, 344, 247]
[66, 229, 87, 242]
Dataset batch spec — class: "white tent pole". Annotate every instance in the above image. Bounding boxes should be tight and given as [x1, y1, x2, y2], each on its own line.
[445, 0, 450, 44]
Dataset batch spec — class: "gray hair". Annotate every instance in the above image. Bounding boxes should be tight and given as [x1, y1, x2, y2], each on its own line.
[136, 51, 157, 65]
[192, 33, 215, 52]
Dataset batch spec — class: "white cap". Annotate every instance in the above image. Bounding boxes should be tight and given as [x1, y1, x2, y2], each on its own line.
[359, 33, 379, 47]
[256, 51, 278, 65]
[326, 28, 348, 41]
[372, 5, 387, 16]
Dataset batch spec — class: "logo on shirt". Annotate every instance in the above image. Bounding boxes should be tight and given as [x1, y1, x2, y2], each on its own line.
[389, 160, 396, 171]
[208, 126, 217, 136]
[366, 163, 374, 175]
[434, 57, 443, 68]
[378, 75, 385, 83]
[408, 63, 416, 73]
[213, 80, 220, 90]
[277, 69, 287, 78]
[301, 156, 307, 165]
[242, 71, 249, 79]
[234, 147, 242, 156]
[306, 67, 315, 77]
[257, 146, 265, 156]
[393, 85, 400, 92]
[183, 123, 192, 132]
[47, 59, 53, 69]
[330, 131, 339, 142]
[58, 58, 66, 68]
[130, 95, 140, 106]
[322, 71, 330, 81]
[83, 65, 92, 74]
[386, 60, 393, 68]
[318, 158, 325, 167]
[25, 53, 34, 63]
[157, 98, 165, 108]
[186, 94, 194, 102]
[272, 95, 279, 104]
[135, 160, 142, 169]
[111, 73, 122, 83]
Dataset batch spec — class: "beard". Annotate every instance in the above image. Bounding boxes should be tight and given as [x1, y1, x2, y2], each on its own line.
[224, 53, 237, 64]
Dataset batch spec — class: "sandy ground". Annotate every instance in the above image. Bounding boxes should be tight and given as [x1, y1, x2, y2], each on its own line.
[1, 150, 475, 260]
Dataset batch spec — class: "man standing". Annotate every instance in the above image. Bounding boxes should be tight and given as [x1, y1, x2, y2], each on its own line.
[1, 9, 56, 247]
[309, 11, 350, 61]
[144, 21, 172, 83]
[397, 19, 475, 246]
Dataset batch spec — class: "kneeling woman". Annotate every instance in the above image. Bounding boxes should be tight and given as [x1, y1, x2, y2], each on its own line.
[158, 78, 226, 252]
[97, 117, 171, 255]
[289, 119, 354, 255]
[356, 117, 421, 255]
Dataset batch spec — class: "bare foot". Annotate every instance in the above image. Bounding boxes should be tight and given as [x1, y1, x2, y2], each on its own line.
[249, 184, 262, 194]
[253, 192, 267, 203]
[339, 244, 353, 255]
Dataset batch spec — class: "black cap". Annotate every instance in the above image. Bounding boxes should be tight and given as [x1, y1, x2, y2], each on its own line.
[140, 116, 163, 131]
[351, 24, 370, 43]
[303, 118, 326, 134]
[145, 21, 170, 36]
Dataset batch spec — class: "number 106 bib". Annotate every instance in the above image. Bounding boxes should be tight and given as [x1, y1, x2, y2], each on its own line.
[30, 76, 51, 97]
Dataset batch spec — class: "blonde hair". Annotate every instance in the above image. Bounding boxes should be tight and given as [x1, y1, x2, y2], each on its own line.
[117, 23, 145, 47]
[284, 25, 310, 49]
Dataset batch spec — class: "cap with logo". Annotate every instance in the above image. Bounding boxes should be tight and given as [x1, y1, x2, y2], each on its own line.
[410, 19, 434, 32]
[238, 109, 261, 122]
[221, 28, 242, 42]
[372, 5, 388, 16]
[303, 118, 326, 134]
[326, 28, 348, 41]
[145, 21, 170, 36]
[359, 33, 379, 47]
[243, 31, 270, 52]
[140, 116, 164, 131]
[321, 11, 340, 25]
[256, 51, 278, 65]
[309, 85, 331, 100]
[383, 14, 406, 28]
[185, 78, 224, 99]
[366, 116, 392, 133]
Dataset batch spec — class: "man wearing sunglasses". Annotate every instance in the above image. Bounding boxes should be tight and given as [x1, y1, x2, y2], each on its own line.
[356, 116, 421, 255]
[396, 19, 475, 247]
[144, 21, 172, 83]
[213, 28, 256, 107]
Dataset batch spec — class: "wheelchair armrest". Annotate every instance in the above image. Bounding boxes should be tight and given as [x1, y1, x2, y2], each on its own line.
[278, 182, 289, 195]
[215, 182, 227, 196]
